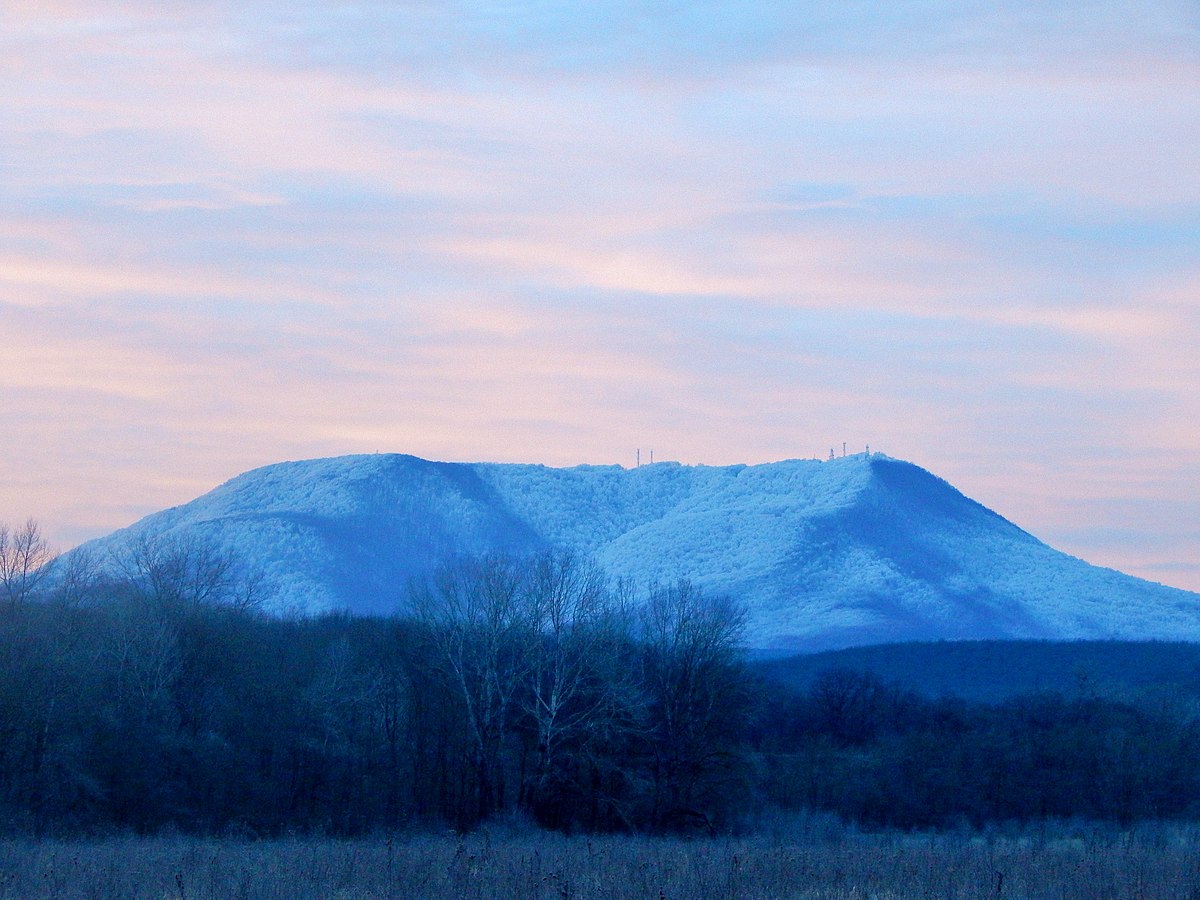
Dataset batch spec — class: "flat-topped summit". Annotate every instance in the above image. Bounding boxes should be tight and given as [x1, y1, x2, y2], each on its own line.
[68, 453, 1200, 649]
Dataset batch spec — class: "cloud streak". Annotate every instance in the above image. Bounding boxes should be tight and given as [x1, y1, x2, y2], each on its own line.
[1, 1, 1198, 591]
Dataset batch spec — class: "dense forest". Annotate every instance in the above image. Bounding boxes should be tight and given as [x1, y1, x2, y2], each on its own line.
[758, 638, 1200, 703]
[2, 519, 1199, 836]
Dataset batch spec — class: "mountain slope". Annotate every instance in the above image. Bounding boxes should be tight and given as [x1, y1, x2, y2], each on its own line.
[69, 452, 1200, 649]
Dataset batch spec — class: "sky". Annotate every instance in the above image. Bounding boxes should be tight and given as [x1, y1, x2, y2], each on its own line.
[2, 1, 1198, 592]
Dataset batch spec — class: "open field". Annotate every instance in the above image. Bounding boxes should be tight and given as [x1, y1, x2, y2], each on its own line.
[2, 821, 1200, 899]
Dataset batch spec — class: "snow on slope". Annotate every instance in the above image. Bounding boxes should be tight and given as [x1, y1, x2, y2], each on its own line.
[68, 452, 1200, 649]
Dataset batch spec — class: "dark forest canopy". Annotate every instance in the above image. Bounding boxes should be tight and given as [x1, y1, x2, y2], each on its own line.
[759, 638, 1200, 704]
[2, 527, 1199, 836]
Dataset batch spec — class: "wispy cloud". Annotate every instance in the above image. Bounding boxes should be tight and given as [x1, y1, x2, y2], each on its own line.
[1, 1, 1197, 590]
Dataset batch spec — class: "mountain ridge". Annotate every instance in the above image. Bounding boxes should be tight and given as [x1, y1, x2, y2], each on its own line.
[68, 452, 1200, 650]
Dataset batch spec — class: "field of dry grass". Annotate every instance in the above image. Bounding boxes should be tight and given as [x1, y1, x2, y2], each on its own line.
[2, 820, 1199, 899]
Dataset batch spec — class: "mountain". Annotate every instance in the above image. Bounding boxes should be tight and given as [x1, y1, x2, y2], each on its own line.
[67, 452, 1200, 650]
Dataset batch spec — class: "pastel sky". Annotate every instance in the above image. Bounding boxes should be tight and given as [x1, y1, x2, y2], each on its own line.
[2, 1, 1198, 591]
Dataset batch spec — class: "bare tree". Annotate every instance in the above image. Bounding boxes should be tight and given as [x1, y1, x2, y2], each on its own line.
[413, 552, 535, 822]
[518, 551, 641, 824]
[640, 579, 749, 833]
[809, 668, 897, 747]
[110, 531, 235, 609]
[51, 546, 101, 607]
[0, 518, 55, 607]
[230, 565, 272, 613]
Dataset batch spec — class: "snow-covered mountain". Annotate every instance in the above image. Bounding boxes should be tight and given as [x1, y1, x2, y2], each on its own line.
[68, 452, 1200, 650]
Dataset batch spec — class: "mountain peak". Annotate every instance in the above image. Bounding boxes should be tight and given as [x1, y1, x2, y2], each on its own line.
[70, 452, 1200, 649]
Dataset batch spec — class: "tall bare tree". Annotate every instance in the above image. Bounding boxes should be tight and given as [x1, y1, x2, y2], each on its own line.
[110, 531, 235, 608]
[516, 552, 641, 821]
[0, 518, 55, 607]
[640, 579, 748, 833]
[413, 552, 534, 822]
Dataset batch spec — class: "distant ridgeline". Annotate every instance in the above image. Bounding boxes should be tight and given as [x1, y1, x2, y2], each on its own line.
[755, 639, 1200, 704]
[65, 452, 1200, 650]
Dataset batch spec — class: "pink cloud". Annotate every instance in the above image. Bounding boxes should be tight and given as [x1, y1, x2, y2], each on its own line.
[2, 1, 1198, 597]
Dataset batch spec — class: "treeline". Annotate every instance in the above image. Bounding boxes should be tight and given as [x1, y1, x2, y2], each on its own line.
[755, 668, 1200, 828]
[759, 638, 1200, 704]
[0, 526, 750, 835]
[2, 520, 1200, 836]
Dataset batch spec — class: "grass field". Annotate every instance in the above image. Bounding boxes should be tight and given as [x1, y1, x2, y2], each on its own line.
[2, 820, 1199, 899]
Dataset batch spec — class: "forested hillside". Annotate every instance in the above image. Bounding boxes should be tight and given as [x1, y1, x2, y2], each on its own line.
[759, 639, 1200, 703]
[63, 453, 1200, 649]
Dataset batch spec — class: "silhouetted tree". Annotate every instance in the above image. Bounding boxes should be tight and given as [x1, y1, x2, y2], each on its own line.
[640, 580, 749, 833]
[0, 519, 54, 607]
[516, 553, 642, 829]
[413, 552, 535, 824]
